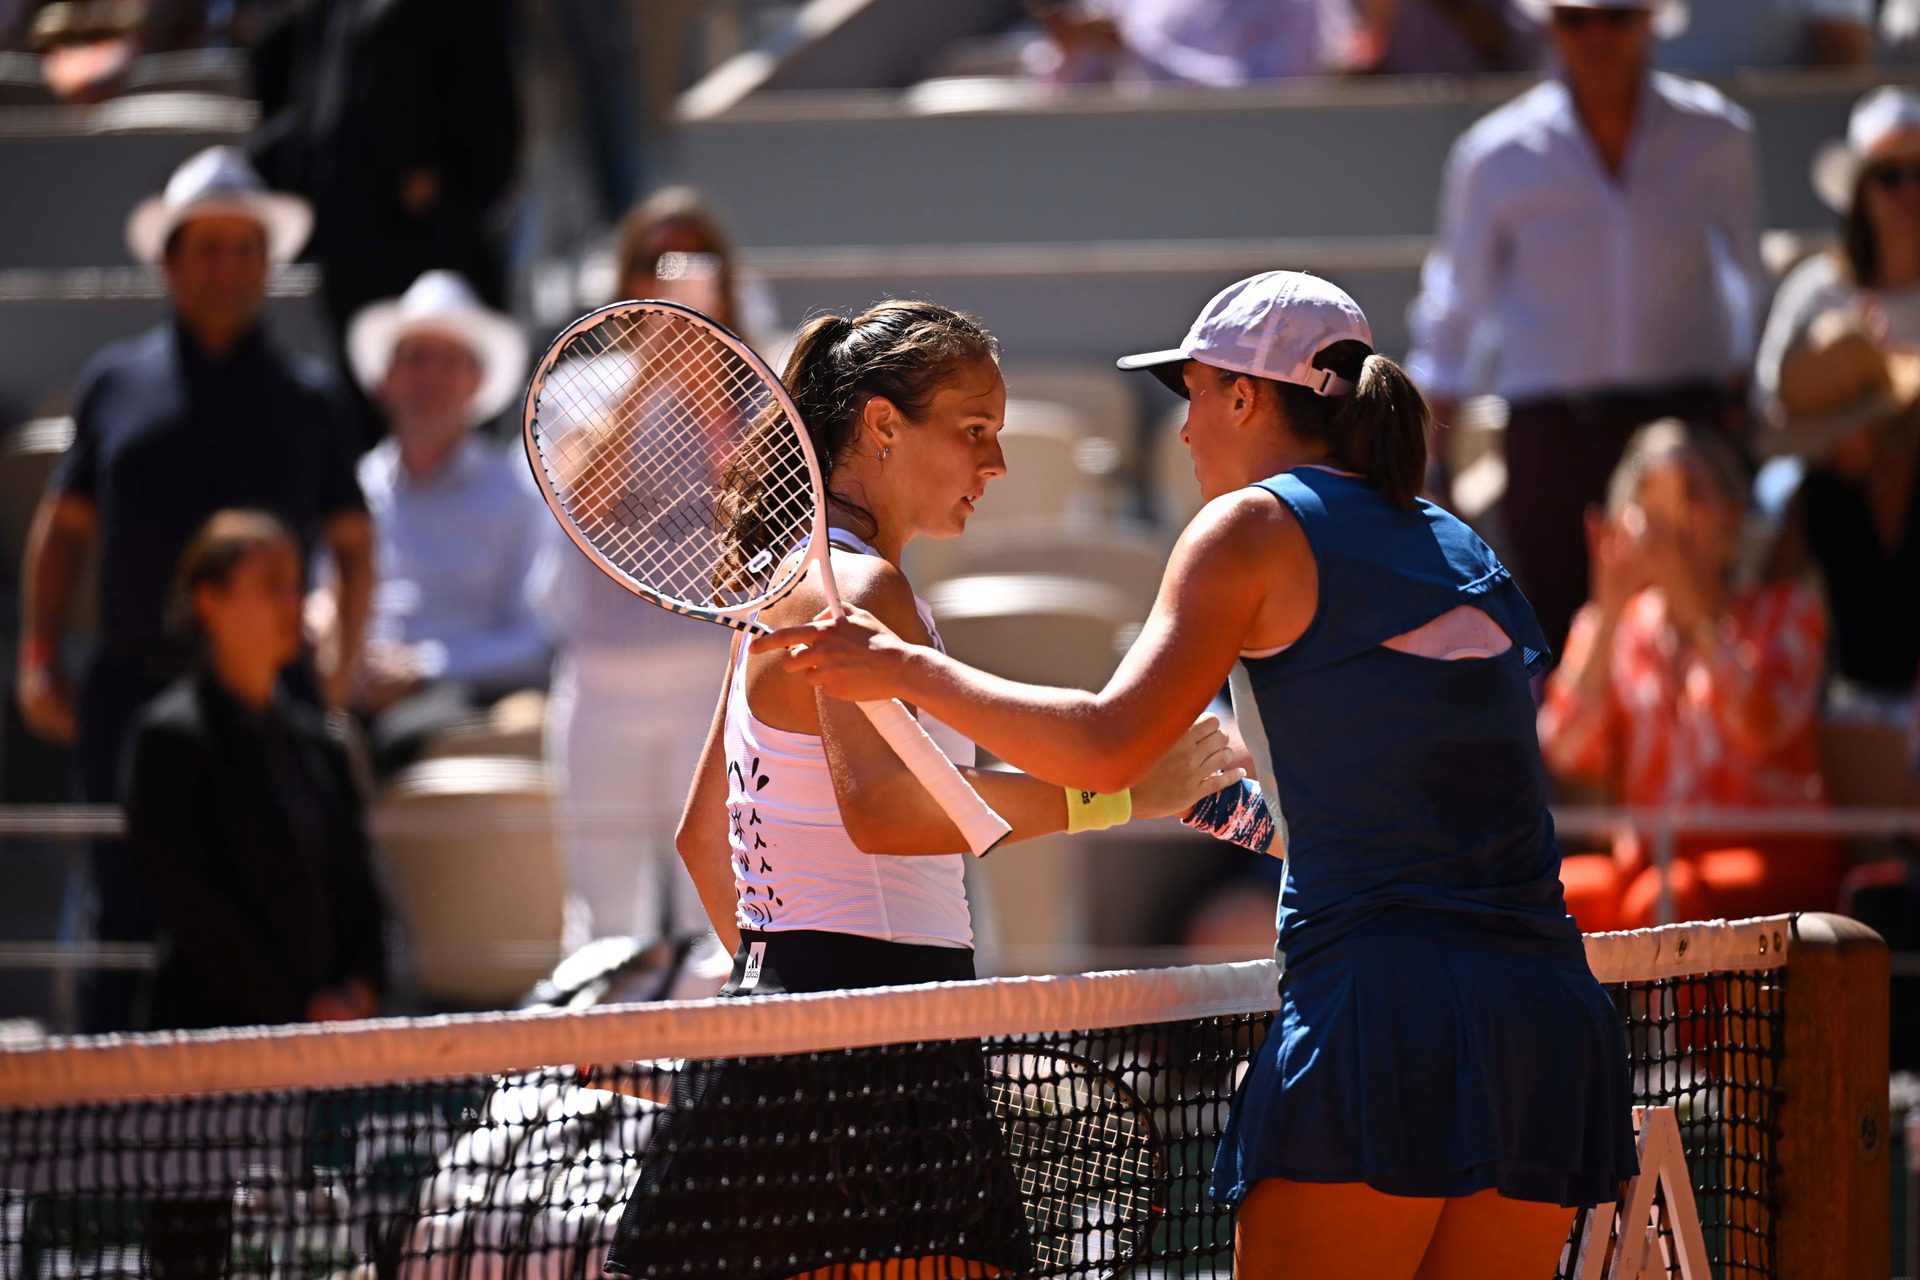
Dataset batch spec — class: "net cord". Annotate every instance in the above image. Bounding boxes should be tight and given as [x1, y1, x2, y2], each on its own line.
[0, 917, 1794, 1108]
[519, 298, 831, 635]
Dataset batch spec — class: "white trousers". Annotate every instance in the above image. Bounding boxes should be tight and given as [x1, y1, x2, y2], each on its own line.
[546, 640, 732, 948]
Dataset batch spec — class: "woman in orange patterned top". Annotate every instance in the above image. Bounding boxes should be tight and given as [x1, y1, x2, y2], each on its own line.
[1538, 419, 1840, 932]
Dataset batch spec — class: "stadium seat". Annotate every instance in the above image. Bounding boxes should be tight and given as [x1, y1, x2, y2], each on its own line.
[910, 516, 1166, 620]
[1001, 361, 1139, 473]
[1152, 404, 1204, 532]
[961, 399, 1087, 525]
[373, 757, 566, 1008]
[924, 572, 1132, 691]
[417, 690, 549, 762]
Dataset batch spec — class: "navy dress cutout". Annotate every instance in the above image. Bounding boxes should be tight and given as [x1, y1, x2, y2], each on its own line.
[1213, 467, 1636, 1208]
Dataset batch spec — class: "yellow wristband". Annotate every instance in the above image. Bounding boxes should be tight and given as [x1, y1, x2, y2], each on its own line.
[1064, 787, 1131, 834]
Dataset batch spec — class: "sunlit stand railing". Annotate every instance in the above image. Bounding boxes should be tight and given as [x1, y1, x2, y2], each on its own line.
[6, 800, 1918, 974]
[0, 803, 694, 1030]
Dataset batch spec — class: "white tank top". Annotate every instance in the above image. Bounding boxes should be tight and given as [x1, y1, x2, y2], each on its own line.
[724, 530, 975, 947]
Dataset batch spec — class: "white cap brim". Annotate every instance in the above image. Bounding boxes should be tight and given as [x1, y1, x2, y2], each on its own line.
[1115, 347, 1194, 396]
[347, 303, 530, 424]
[125, 192, 313, 265]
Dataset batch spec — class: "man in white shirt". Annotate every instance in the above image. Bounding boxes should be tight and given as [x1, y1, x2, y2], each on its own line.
[347, 271, 549, 774]
[1407, 0, 1764, 651]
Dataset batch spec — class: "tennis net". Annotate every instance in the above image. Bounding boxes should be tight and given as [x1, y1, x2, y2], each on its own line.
[0, 914, 1882, 1280]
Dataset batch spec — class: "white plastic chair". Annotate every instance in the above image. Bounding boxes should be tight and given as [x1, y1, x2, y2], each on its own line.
[924, 573, 1134, 692]
[914, 517, 1166, 620]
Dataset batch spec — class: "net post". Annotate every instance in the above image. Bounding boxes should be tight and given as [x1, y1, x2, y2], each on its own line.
[1776, 911, 1889, 1280]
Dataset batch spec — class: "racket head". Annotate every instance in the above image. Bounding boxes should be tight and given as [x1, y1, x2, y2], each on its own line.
[987, 1047, 1169, 1279]
[521, 299, 827, 632]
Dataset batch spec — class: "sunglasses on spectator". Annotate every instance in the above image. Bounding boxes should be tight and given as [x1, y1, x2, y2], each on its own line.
[1551, 7, 1641, 29]
[1868, 162, 1920, 192]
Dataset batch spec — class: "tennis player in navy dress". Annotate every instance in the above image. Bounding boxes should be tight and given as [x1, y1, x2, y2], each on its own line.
[756, 272, 1637, 1279]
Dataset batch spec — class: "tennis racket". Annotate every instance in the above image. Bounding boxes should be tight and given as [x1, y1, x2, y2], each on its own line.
[988, 1048, 1167, 1278]
[522, 300, 1011, 855]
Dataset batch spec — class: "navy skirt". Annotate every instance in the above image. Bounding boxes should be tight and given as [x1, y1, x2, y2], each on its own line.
[1212, 919, 1637, 1208]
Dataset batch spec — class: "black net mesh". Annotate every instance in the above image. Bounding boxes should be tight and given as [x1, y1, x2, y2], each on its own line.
[1555, 967, 1788, 1280]
[0, 963, 1787, 1280]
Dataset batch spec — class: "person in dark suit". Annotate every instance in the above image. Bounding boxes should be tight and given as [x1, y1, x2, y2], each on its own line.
[248, 0, 520, 395]
[124, 510, 388, 1030]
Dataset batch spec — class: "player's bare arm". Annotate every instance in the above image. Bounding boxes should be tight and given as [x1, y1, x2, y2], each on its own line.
[755, 486, 1306, 793]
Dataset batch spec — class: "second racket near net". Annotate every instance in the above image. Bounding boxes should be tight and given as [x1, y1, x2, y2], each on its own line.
[521, 298, 1012, 854]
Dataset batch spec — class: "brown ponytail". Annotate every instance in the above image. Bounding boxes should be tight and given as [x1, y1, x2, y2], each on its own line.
[1254, 339, 1431, 509]
[715, 301, 997, 594]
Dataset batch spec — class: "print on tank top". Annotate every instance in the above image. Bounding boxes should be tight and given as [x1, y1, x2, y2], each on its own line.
[728, 755, 783, 927]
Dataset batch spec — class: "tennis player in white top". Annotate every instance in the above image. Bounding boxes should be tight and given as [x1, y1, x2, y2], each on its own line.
[611, 299, 1236, 1280]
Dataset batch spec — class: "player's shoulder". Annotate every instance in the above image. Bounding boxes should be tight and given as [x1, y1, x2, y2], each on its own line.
[1180, 483, 1303, 566]
[831, 548, 936, 641]
[1648, 71, 1752, 134]
[829, 546, 917, 608]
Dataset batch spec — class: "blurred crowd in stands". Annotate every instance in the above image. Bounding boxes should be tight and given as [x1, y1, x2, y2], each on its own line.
[10, 0, 1920, 1034]
[1024, 0, 1882, 83]
[3, 0, 1905, 107]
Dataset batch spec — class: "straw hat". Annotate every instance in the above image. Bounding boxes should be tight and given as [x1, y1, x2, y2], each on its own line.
[1511, 0, 1689, 41]
[125, 145, 312, 265]
[347, 271, 529, 424]
[1811, 86, 1920, 214]
[1764, 311, 1920, 458]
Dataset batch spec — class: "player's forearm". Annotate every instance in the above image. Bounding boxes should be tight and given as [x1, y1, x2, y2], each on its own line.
[840, 764, 1068, 857]
[898, 648, 1161, 794]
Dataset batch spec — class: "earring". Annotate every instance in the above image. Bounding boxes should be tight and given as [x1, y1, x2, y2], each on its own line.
[879, 445, 890, 461]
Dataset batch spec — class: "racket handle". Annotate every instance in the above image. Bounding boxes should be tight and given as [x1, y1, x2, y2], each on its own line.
[855, 698, 1012, 855]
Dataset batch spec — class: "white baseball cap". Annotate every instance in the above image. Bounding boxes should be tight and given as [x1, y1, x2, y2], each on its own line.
[1116, 271, 1373, 400]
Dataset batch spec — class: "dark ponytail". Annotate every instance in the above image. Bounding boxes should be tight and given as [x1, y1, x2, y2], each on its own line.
[715, 301, 997, 593]
[1261, 339, 1430, 509]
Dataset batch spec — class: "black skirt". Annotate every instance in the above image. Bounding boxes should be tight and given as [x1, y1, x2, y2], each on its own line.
[606, 932, 1035, 1280]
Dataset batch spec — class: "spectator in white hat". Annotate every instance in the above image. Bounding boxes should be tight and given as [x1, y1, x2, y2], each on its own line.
[15, 144, 371, 1031]
[1756, 87, 1920, 408]
[1407, 0, 1764, 653]
[346, 270, 549, 776]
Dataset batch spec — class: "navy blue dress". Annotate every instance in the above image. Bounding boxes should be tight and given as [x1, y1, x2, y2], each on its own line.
[1212, 467, 1636, 1209]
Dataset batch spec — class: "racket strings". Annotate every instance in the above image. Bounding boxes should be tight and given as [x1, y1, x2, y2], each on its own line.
[527, 309, 818, 612]
[988, 1060, 1161, 1271]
